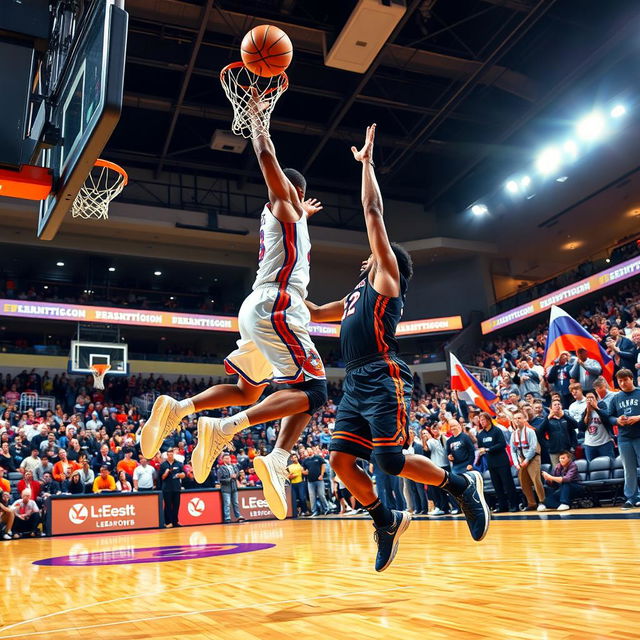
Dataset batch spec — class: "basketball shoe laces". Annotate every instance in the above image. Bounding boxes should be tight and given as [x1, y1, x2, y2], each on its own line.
[204, 426, 235, 472]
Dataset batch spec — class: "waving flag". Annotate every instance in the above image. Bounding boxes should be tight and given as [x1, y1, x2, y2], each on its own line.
[449, 352, 497, 415]
[543, 305, 614, 385]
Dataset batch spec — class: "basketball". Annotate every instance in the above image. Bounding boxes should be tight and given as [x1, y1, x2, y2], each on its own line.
[241, 25, 293, 78]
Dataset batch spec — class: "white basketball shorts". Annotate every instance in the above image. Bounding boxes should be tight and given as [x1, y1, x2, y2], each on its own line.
[224, 284, 326, 386]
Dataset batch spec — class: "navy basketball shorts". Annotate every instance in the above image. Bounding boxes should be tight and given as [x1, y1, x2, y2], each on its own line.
[329, 357, 413, 461]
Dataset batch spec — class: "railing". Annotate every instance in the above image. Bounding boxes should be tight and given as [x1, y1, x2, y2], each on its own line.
[18, 392, 56, 412]
[465, 365, 492, 386]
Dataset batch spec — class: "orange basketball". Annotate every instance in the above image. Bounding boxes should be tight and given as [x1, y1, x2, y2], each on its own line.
[240, 25, 293, 78]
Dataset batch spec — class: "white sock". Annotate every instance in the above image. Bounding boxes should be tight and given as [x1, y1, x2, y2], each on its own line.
[270, 447, 290, 468]
[220, 411, 250, 435]
[177, 398, 195, 417]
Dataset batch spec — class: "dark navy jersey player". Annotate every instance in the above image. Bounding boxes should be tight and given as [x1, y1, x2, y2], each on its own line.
[306, 124, 490, 573]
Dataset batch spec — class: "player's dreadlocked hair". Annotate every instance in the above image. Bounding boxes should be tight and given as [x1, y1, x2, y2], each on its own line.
[283, 168, 306, 196]
[391, 243, 413, 281]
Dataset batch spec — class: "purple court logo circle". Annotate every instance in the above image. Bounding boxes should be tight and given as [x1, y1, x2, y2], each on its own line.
[33, 543, 275, 567]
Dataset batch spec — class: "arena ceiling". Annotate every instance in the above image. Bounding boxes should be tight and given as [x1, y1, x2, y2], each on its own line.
[107, 0, 640, 218]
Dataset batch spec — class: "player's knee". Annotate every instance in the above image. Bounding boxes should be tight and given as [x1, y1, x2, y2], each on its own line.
[329, 450, 353, 473]
[374, 450, 406, 476]
[289, 378, 327, 414]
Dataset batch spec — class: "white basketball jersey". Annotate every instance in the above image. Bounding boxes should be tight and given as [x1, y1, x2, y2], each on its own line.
[253, 203, 310, 298]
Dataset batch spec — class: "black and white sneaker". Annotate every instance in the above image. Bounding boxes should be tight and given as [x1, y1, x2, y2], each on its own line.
[373, 510, 411, 572]
[452, 471, 491, 542]
[621, 501, 634, 510]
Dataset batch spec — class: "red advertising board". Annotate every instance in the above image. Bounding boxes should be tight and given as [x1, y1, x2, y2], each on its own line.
[48, 493, 161, 536]
[237, 487, 293, 521]
[178, 490, 223, 526]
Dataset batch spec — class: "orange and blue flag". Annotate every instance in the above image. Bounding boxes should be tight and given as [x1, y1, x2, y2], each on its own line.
[543, 305, 614, 385]
[449, 352, 497, 415]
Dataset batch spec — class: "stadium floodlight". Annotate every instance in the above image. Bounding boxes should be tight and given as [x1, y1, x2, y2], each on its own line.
[520, 175, 531, 188]
[108, 267, 116, 272]
[471, 204, 488, 216]
[154, 270, 162, 276]
[535, 147, 562, 175]
[576, 112, 606, 140]
[505, 180, 519, 194]
[611, 104, 626, 118]
[56, 261, 64, 266]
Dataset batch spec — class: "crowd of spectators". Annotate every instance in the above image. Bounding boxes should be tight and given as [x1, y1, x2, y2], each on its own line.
[2, 280, 640, 540]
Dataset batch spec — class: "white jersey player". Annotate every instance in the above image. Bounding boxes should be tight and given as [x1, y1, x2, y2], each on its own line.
[140, 103, 328, 520]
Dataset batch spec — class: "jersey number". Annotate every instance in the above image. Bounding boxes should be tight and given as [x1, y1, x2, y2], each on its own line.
[342, 291, 360, 320]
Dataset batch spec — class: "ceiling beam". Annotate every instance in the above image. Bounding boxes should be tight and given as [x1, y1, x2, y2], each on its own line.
[155, 0, 216, 178]
[125, 0, 537, 100]
[302, 0, 426, 173]
[480, 0, 536, 12]
[381, 0, 556, 180]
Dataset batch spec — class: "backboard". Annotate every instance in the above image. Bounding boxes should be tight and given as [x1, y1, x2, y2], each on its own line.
[37, 0, 128, 240]
[69, 340, 129, 376]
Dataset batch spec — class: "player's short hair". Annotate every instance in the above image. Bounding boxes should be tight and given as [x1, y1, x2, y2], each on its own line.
[283, 168, 306, 195]
[390, 243, 413, 281]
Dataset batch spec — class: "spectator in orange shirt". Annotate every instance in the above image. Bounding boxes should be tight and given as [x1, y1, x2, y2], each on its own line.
[17, 470, 41, 501]
[92, 466, 116, 493]
[52, 449, 80, 483]
[0, 468, 10, 494]
[116, 448, 138, 479]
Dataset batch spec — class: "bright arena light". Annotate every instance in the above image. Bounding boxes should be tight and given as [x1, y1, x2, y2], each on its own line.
[563, 139, 579, 159]
[520, 175, 531, 188]
[471, 204, 488, 216]
[576, 112, 606, 140]
[154, 270, 162, 276]
[611, 104, 626, 118]
[56, 261, 64, 267]
[535, 147, 562, 175]
[505, 180, 519, 194]
[108, 266, 116, 272]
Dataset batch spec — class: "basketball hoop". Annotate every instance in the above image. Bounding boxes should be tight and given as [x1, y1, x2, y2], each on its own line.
[72, 159, 128, 220]
[220, 62, 288, 140]
[90, 363, 111, 390]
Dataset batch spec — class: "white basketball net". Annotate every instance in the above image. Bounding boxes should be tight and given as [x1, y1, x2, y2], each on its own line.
[90, 364, 111, 390]
[72, 161, 127, 220]
[220, 63, 288, 139]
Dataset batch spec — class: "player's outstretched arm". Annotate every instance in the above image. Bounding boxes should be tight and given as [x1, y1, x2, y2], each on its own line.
[249, 92, 299, 222]
[352, 124, 400, 297]
[305, 299, 345, 323]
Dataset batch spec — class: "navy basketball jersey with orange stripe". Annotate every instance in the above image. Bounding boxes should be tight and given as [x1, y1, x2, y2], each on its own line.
[330, 272, 413, 460]
[340, 273, 407, 364]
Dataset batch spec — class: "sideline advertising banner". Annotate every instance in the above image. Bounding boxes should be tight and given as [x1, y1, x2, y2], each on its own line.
[481, 254, 640, 335]
[178, 490, 223, 526]
[237, 487, 293, 521]
[48, 492, 162, 536]
[0, 299, 462, 338]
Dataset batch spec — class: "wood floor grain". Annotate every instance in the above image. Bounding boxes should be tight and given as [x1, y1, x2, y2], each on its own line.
[2, 510, 639, 640]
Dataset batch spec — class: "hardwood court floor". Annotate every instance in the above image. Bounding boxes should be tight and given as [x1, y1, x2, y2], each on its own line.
[2, 509, 640, 640]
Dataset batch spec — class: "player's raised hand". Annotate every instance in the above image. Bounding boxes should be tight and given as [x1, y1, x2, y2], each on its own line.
[302, 197, 323, 217]
[351, 123, 376, 163]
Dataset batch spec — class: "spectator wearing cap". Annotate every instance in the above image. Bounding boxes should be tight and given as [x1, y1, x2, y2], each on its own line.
[538, 450, 584, 511]
[547, 351, 573, 408]
[570, 348, 602, 393]
[11, 489, 41, 537]
[538, 399, 578, 467]
[593, 376, 617, 413]
[608, 369, 640, 509]
[85, 411, 102, 432]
